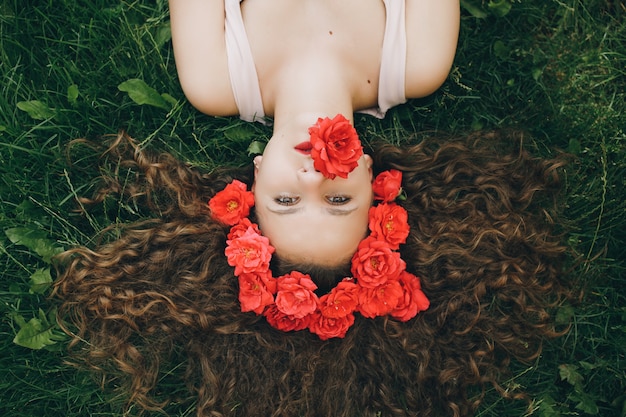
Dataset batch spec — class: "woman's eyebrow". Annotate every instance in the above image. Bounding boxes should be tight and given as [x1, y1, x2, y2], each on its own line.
[266, 206, 303, 215]
[325, 206, 358, 216]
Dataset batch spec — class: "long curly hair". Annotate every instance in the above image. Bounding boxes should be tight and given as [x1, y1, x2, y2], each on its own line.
[53, 130, 571, 417]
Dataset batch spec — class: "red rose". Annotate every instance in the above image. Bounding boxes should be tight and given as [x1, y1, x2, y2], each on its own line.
[237, 273, 275, 314]
[227, 218, 260, 240]
[309, 114, 363, 179]
[308, 311, 355, 340]
[275, 272, 320, 319]
[368, 203, 409, 250]
[209, 180, 255, 225]
[225, 227, 274, 276]
[258, 270, 278, 294]
[390, 271, 430, 322]
[264, 304, 311, 332]
[318, 279, 359, 318]
[357, 279, 403, 318]
[372, 169, 402, 202]
[351, 237, 406, 288]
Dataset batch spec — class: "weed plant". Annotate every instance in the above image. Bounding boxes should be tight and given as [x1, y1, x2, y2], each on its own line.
[1, 0, 625, 416]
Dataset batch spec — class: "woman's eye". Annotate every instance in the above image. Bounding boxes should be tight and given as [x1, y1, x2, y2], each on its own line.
[326, 195, 351, 205]
[275, 196, 299, 206]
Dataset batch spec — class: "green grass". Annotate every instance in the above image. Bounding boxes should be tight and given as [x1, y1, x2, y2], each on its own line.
[1, 0, 625, 416]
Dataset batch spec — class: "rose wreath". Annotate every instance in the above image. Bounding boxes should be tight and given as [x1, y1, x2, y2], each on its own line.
[209, 115, 429, 340]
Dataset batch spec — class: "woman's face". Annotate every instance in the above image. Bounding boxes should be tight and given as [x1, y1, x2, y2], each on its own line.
[253, 134, 373, 267]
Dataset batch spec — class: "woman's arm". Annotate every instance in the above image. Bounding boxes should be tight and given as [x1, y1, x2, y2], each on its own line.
[169, 0, 238, 116]
[405, 0, 460, 98]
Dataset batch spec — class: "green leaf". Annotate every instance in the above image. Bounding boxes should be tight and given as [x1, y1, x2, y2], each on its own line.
[29, 267, 53, 294]
[155, 22, 172, 48]
[67, 84, 79, 104]
[397, 189, 407, 201]
[579, 361, 598, 371]
[13, 313, 27, 328]
[223, 124, 257, 143]
[5, 226, 64, 263]
[9, 283, 21, 293]
[13, 310, 63, 350]
[538, 394, 560, 417]
[559, 364, 583, 386]
[493, 40, 509, 59]
[567, 138, 582, 155]
[161, 92, 178, 107]
[471, 118, 484, 131]
[15, 199, 46, 222]
[16, 100, 55, 120]
[460, 0, 488, 18]
[488, 0, 513, 17]
[610, 393, 626, 417]
[118, 78, 172, 110]
[247, 140, 266, 156]
[574, 392, 599, 415]
[555, 304, 575, 324]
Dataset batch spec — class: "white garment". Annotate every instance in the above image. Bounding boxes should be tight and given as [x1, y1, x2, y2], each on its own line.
[224, 0, 407, 124]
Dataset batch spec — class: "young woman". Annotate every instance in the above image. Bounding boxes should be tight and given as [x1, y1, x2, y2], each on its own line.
[53, 1, 571, 416]
[168, 0, 461, 266]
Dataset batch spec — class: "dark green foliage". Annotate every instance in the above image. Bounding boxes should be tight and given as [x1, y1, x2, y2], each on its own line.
[1, 0, 624, 415]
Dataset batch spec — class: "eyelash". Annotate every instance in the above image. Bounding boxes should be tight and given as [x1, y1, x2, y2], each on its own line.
[327, 195, 351, 205]
[275, 196, 299, 206]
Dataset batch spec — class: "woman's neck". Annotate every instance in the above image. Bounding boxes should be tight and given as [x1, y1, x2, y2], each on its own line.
[269, 56, 356, 136]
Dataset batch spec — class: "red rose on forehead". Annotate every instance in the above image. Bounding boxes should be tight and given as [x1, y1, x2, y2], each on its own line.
[309, 114, 363, 179]
[390, 271, 429, 321]
[209, 180, 255, 225]
[264, 304, 311, 332]
[225, 227, 274, 276]
[357, 279, 404, 319]
[237, 273, 275, 314]
[308, 311, 355, 340]
[318, 279, 359, 318]
[351, 236, 406, 288]
[275, 272, 320, 319]
[372, 169, 402, 202]
[368, 203, 410, 250]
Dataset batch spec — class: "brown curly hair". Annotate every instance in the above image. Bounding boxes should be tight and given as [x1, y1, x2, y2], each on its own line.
[53, 130, 571, 417]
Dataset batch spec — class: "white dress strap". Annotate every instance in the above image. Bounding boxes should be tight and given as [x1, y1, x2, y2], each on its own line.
[359, 0, 408, 118]
[224, 0, 267, 124]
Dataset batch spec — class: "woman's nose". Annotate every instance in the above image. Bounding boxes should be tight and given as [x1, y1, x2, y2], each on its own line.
[297, 158, 324, 184]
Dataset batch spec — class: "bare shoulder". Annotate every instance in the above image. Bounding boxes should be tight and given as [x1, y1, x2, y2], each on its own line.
[405, 0, 460, 99]
[169, 0, 238, 116]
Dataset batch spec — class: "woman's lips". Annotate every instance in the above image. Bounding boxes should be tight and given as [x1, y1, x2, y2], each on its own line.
[294, 141, 312, 155]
